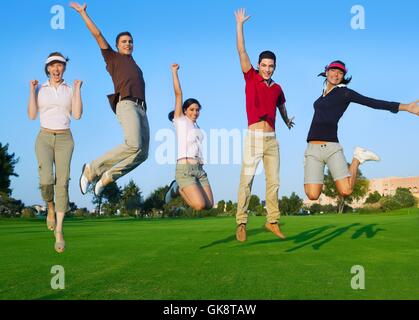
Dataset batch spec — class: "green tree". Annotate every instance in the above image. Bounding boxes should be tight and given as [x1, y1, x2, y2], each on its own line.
[323, 167, 369, 213]
[254, 203, 266, 216]
[217, 200, 226, 213]
[379, 196, 402, 212]
[0, 143, 19, 196]
[143, 186, 169, 214]
[248, 195, 261, 212]
[0, 193, 24, 217]
[393, 188, 417, 208]
[92, 182, 121, 215]
[120, 180, 143, 216]
[279, 192, 304, 215]
[365, 191, 382, 204]
[225, 200, 234, 212]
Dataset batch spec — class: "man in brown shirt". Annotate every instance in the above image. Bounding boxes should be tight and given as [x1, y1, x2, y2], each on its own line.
[71, 2, 149, 197]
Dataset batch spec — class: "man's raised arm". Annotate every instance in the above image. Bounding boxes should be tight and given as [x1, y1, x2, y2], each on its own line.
[234, 8, 252, 73]
[70, 2, 109, 50]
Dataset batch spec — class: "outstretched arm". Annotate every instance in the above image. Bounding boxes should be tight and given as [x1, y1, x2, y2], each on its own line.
[28, 80, 39, 120]
[278, 103, 295, 130]
[171, 64, 183, 119]
[235, 8, 252, 73]
[72, 80, 83, 120]
[399, 100, 419, 116]
[70, 2, 109, 49]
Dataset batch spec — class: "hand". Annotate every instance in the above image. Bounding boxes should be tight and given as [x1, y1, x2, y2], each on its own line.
[406, 100, 419, 116]
[286, 117, 295, 130]
[73, 80, 83, 89]
[235, 8, 251, 24]
[69, 2, 87, 13]
[30, 80, 39, 91]
[171, 63, 180, 72]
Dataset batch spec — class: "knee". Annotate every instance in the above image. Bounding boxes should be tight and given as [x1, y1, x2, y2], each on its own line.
[306, 192, 320, 201]
[40, 184, 54, 201]
[127, 143, 141, 154]
[338, 188, 353, 197]
[191, 202, 206, 211]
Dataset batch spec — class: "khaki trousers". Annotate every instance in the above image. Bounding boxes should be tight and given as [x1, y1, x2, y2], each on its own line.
[236, 132, 280, 224]
[90, 100, 150, 182]
[35, 130, 74, 213]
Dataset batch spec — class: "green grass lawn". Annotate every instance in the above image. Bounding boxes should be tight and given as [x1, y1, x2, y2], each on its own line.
[1, 208, 419, 300]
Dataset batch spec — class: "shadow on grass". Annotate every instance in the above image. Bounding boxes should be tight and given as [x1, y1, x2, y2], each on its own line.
[202, 223, 386, 252]
[351, 224, 386, 239]
[199, 226, 272, 249]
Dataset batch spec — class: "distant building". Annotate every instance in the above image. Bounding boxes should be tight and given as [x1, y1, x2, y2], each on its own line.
[304, 176, 419, 208]
[369, 177, 419, 198]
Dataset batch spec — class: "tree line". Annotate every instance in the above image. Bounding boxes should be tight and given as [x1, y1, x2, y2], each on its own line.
[1, 141, 417, 218]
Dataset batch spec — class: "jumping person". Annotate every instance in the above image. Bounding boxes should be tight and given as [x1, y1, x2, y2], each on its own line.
[234, 9, 294, 242]
[71, 2, 149, 196]
[28, 52, 83, 253]
[164, 64, 214, 210]
[304, 60, 419, 201]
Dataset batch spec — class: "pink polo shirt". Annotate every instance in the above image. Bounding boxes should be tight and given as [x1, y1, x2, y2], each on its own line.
[244, 67, 286, 130]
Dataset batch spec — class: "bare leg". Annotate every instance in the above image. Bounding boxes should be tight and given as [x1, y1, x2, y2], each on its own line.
[202, 185, 214, 209]
[54, 211, 65, 253]
[335, 158, 360, 197]
[304, 184, 323, 200]
[179, 184, 207, 211]
[46, 201, 56, 230]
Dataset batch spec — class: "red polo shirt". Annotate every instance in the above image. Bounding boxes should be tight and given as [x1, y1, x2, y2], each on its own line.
[244, 67, 286, 130]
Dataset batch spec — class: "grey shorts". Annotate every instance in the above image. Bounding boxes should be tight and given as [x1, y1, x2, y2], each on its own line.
[304, 142, 350, 184]
[175, 163, 210, 190]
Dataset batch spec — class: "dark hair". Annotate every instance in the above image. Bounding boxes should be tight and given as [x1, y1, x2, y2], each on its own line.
[168, 98, 202, 122]
[116, 31, 133, 46]
[258, 51, 276, 65]
[318, 60, 352, 85]
[44, 52, 69, 77]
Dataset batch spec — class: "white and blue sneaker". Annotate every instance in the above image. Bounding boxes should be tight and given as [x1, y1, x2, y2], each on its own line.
[165, 180, 179, 204]
[79, 164, 92, 195]
[94, 172, 112, 197]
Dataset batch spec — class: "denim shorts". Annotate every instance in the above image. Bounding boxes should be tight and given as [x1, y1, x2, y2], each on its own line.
[175, 163, 210, 189]
[304, 142, 350, 184]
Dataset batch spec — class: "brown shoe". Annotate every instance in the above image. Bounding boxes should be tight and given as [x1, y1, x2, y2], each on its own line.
[265, 222, 286, 240]
[236, 223, 247, 242]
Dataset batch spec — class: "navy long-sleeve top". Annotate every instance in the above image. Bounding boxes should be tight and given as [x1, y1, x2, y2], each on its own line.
[307, 86, 400, 143]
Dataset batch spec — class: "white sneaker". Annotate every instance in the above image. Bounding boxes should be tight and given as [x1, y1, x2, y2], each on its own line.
[79, 164, 92, 195]
[353, 147, 380, 164]
[94, 172, 112, 197]
[165, 180, 179, 204]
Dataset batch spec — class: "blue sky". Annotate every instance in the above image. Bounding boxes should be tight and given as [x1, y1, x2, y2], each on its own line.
[1, 0, 418, 210]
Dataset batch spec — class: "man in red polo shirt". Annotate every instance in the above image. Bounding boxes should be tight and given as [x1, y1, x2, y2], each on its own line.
[234, 8, 294, 242]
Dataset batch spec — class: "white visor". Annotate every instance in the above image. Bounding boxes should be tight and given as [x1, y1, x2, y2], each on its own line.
[45, 56, 67, 65]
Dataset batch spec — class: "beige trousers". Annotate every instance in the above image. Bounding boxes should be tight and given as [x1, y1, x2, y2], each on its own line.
[90, 100, 150, 182]
[236, 132, 280, 224]
[35, 130, 74, 213]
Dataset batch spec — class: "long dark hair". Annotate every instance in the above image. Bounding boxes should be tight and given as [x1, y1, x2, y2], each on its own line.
[168, 98, 202, 122]
[44, 52, 69, 77]
[318, 60, 352, 85]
